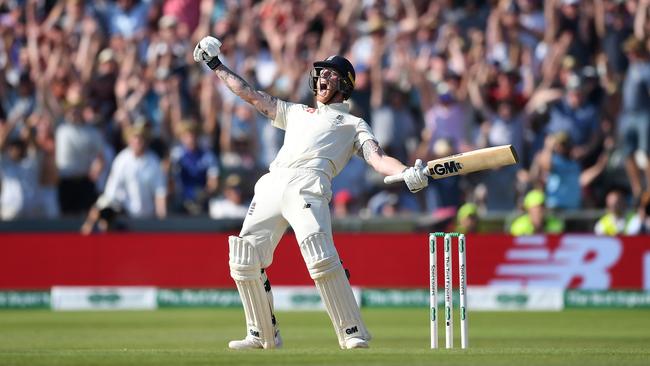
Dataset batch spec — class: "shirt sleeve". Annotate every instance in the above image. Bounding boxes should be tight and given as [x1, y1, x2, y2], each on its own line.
[90, 128, 105, 157]
[271, 100, 290, 130]
[153, 158, 167, 198]
[101, 153, 124, 205]
[205, 151, 220, 178]
[353, 118, 377, 153]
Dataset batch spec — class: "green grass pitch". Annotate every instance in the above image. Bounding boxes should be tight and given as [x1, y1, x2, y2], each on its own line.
[1, 308, 649, 365]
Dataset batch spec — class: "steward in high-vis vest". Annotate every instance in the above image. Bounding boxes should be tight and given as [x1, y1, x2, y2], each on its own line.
[594, 189, 634, 235]
[510, 190, 564, 236]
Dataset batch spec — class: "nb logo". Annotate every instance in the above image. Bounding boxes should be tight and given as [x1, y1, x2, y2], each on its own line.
[249, 329, 260, 337]
[431, 161, 463, 176]
[490, 235, 622, 288]
[345, 326, 358, 335]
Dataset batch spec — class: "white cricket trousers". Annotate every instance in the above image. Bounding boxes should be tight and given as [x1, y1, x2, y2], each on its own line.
[239, 168, 333, 267]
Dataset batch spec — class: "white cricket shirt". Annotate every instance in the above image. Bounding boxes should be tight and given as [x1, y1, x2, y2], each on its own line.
[101, 147, 166, 218]
[270, 101, 376, 179]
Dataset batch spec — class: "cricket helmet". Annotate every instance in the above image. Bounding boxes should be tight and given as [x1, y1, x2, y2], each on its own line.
[309, 55, 356, 100]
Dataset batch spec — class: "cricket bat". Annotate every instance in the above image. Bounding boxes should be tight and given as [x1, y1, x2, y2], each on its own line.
[384, 144, 519, 184]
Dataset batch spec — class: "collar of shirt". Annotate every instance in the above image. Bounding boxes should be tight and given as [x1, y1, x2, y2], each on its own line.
[317, 101, 350, 113]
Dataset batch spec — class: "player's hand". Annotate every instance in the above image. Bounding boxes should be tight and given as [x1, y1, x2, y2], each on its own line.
[193, 36, 223, 69]
[403, 159, 429, 193]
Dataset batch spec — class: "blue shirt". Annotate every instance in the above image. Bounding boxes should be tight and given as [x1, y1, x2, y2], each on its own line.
[622, 61, 650, 113]
[547, 99, 599, 146]
[546, 153, 581, 210]
[170, 145, 219, 201]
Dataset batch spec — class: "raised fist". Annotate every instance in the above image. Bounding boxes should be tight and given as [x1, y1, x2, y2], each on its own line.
[193, 36, 223, 69]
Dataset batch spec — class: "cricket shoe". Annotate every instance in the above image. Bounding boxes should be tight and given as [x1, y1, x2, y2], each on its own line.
[343, 337, 369, 349]
[228, 330, 283, 350]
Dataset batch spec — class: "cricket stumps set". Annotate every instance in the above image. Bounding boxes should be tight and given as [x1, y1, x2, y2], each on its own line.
[429, 232, 468, 349]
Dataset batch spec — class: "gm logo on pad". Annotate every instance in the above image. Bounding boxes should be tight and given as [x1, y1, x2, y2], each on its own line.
[345, 326, 358, 335]
[430, 161, 464, 176]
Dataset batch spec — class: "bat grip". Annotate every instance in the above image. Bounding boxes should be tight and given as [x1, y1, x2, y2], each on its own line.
[383, 173, 404, 184]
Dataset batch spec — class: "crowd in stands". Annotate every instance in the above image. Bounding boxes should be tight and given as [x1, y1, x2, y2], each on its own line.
[1, 0, 650, 234]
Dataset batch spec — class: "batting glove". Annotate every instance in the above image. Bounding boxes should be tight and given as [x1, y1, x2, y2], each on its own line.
[193, 36, 223, 70]
[403, 159, 429, 193]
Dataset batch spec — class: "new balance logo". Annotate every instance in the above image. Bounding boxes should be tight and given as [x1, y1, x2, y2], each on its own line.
[489, 235, 622, 288]
[249, 329, 260, 337]
[345, 326, 358, 335]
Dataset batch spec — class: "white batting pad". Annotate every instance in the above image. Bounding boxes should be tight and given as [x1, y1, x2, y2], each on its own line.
[299, 233, 370, 348]
[229, 236, 275, 349]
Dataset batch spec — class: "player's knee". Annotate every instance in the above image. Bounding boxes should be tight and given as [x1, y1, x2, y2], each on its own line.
[299, 232, 341, 279]
[229, 235, 261, 281]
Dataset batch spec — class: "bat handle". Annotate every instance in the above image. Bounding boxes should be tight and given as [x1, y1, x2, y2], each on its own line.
[383, 167, 429, 185]
[384, 173, 404, 184]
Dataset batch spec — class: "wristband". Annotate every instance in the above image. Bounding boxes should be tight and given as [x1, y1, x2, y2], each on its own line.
[207, 56, 222, 70]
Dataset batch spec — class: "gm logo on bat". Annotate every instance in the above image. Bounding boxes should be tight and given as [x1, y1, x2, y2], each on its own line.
[430, 161, 464, 176]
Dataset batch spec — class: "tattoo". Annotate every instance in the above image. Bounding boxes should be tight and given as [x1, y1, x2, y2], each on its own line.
[214, 65, 278, 120]
[358, 140, 384, 162]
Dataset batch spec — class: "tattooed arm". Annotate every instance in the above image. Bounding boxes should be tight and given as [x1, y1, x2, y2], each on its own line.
[358, 140, 408, 176]
[193, 36, 277, 119]
[213, 64, 278, 120]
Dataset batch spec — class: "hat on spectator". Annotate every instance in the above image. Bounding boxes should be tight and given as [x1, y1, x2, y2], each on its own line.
[159, 15, 177, 29]
[581, 65, 598, 79]
[177, 120, 200, 136]
[623, 36, 647, 55]
[334, 190, 354, 206]
[367, 18, 386, 34]
[561, 55, 576, 71]
[125, 119, 151, 140]
[98, 48, 116, 64]
[566, 73, 582, 91]
[224, 174, 243, 189]
[553, 131, 572, 148]
[524, 190, 545, 210]
[433, 138, 453, 157]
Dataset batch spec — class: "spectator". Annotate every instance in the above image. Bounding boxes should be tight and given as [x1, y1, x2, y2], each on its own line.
[5, 0, 650, 228]
[545, 73, 601, 166]
[366, 185, 419, 217]
[220, 103, 259, 172]
[332, 189, 355, 218]
[371, 84, 417, 164]
[619, 36, 650, 199]
[456, 202, 480, 234]
[510, 189, 564, 236]
[55, 96, 106, 216]
[531, 132, 582, 210]
[0, 130, 40, 220]
[95, 122, 167, 219]
[80, 195, 127, 235]
[419, 138, 462, 213]
[208, 173, 248, 219]
[594, 188, 635, 236]
[170, 120, 219, 215]
[99, 0, 152, 39]
[628, 190, 650, 235]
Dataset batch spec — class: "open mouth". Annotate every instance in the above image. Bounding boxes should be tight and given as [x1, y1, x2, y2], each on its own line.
[318, 82, 329, 96]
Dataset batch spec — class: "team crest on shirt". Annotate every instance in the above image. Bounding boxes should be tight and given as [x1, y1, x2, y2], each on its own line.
[333, 115, 344, 126]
